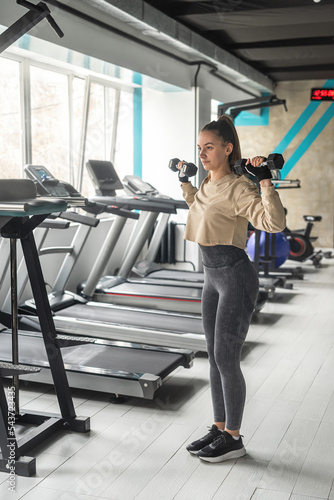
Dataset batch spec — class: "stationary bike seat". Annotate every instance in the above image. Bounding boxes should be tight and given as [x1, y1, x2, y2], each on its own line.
[303, 215, 322, 222]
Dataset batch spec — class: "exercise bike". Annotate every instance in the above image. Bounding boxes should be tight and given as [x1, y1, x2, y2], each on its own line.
[283, 210, 332, 268]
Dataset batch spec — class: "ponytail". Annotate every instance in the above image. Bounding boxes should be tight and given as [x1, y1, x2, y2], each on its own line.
[201, 114, 241, 167]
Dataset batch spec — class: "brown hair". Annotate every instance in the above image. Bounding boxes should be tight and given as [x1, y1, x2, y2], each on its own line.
[201, 114, 241, 167]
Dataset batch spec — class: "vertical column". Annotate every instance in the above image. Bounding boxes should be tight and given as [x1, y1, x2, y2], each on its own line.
[192, 85, 211, 272]
[194, 86, 211, 187]
[133, 72, 142, 178]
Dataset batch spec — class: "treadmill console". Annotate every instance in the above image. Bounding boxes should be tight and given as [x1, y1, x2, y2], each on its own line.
[25, 165, 81, 198]
[86, 160, 124, 196]
[122, 175, 157, 196]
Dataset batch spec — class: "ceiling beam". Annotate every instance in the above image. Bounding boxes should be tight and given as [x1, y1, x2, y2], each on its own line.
[267, 64, 334, 73]
[153, 0, 333, 17]
[226, 36, 334, 51]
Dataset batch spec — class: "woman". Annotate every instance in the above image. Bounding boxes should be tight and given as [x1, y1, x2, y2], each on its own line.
[179, 114, 286, 463]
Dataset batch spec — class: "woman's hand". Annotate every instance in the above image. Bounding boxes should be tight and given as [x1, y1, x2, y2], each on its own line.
[177, 161, 190, 184]
[247, 156, 266, 167]
[245, 156, 273, 186]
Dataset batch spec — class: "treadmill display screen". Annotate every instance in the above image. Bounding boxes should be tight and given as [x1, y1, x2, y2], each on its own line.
[34, 167, 54, 183]
[86, 160, 124, 194]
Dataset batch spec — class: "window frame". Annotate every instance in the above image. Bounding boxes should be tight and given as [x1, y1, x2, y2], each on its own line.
[0, 53, 136, 189]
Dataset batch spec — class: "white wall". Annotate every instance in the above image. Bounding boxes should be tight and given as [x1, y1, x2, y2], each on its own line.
[141, 86, 204, 272]
[142, 87, 195, 198]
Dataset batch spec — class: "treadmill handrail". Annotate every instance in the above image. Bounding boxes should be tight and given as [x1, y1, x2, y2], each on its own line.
[91, 195, 177, 214]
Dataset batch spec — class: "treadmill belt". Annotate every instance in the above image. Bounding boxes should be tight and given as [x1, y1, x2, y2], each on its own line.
[56, 303, 204, 334]
[0, 332, 186, 380]
[104, 282, 202, 299]
[147, 270, 204, 282]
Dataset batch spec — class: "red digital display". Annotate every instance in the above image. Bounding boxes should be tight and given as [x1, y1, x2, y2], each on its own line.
[310, 88, 334, 101]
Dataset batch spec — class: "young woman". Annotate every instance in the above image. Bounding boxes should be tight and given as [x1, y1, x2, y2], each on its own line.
[179, 114, 286, 463]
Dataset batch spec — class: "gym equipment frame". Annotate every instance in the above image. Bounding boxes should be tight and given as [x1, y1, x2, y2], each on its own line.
[0, 183, 89, 477]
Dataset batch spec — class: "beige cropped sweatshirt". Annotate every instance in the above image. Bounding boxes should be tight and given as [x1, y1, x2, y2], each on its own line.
[181, 173, 286, 249]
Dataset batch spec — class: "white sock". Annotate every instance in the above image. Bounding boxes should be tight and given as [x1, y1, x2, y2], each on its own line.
[218, 430, 240, 439]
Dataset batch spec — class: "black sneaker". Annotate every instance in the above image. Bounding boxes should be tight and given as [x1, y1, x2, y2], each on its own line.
[186, 425, 222, 455]
[197, 431, 246, 462]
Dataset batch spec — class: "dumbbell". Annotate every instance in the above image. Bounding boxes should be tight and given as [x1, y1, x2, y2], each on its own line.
[233, 153, 284, 176]
[168, 158, 198, 178]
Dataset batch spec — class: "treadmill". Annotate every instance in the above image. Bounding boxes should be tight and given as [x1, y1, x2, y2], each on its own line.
[0, 180, 92, 476]
[122, 175, 204, 286]
[0, 176, 194, 400]
[0, 326, 193, 400]
[81, 160, 268, 314]
[122, 174, 205, 283]
[122, 174, 277, 298]
[12, 164, 207, 352]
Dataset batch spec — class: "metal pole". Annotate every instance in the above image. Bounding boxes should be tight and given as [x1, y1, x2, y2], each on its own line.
[117, 212, 158, 278]
[10, 238, 19, 416]
[82, 216, 127, 297]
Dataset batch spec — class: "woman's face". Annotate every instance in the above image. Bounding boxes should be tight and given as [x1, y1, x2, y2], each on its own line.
[197, 130, 233, 173]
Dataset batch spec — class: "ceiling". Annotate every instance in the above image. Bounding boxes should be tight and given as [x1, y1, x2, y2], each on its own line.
[144, 0, 334, 83]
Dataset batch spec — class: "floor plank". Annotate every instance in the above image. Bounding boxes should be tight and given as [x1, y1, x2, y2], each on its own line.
[251, 489, 290, 500]
[292, 421, 334, 498]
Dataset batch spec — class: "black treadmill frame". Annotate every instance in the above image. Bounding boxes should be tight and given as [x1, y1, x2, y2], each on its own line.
[0, 210, 89, 477]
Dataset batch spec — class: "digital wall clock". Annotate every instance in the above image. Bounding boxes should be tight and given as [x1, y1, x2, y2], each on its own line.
[310, 88, 334, 101]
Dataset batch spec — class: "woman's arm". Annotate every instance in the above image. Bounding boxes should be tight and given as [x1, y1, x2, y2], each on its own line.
[181, 182, 199, 208]
[236, 182, 286, 233]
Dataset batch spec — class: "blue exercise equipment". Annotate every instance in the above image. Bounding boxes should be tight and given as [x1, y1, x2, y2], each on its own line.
[247, 231, 290, 268]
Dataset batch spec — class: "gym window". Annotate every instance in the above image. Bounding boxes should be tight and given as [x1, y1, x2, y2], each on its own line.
[79, 77, 134, 199]
[30, 65, 72, 183]
[0, 57, 22, 178]
[0, 53, 134, 194]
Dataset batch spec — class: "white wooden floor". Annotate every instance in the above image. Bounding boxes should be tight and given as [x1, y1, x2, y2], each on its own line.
[1, 251, 334, 500]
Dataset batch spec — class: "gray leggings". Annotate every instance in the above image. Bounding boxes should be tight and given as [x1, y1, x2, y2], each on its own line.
[200, 245, 259, 430]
